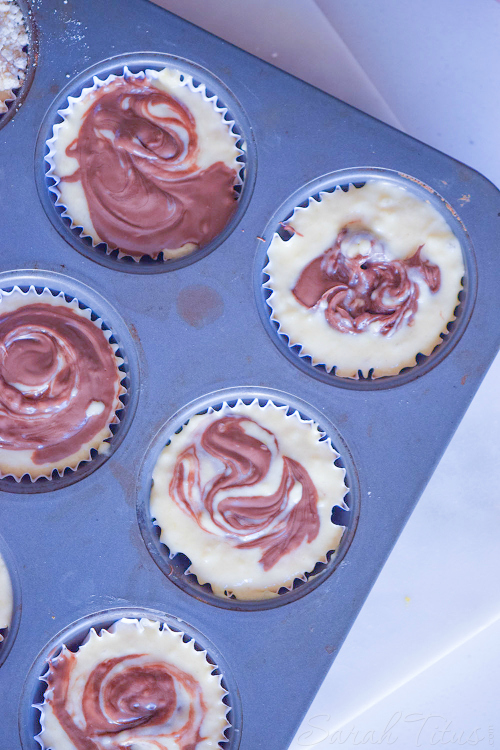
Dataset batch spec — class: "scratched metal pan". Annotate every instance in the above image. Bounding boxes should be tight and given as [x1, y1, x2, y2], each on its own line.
[0, 0, 499, 748]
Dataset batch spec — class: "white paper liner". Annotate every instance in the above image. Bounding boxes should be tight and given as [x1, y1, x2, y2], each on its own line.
[0, 0, 28, 114]
[150, 399, 348, 600]
[36, 617, 230, 750]
[264, 180, 465, 379]
[0, 551, 13, 643]
[45, 65, 244, 261]
[0, 285, 126, 481]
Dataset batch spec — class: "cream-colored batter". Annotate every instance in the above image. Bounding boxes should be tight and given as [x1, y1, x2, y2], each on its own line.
[151, 400, 348, 600]
[0, 552, 13, 642]
[0, 286, 124, 480]
[265, 180, 465, 378]
[47, 67, 242, 259]
[39, 617, 229, 750]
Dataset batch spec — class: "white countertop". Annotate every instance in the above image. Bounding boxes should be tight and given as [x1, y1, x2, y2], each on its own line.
[150, 2, 500, 746]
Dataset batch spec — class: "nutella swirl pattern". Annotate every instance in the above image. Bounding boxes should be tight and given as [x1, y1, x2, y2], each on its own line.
[292, 225, 441, 336]
[151, 401, 347, 599]
[38, 618, 228, 750]
[51, 69, 240, 259]
[264, 180, 464, 378]
[0, 290, 123, 477]
[170, 414, 320, 571]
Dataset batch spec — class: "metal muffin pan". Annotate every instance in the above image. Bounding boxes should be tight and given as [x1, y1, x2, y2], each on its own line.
[1, 0, 500, 748]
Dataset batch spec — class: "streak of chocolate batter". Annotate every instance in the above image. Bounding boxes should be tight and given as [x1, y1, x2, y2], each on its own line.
[46, 649, 206, 749]
[0, 303, 120, 464]
[292, 226, 440, 335]
[62, 76, 238, 258]
[170, 415, 320, 570]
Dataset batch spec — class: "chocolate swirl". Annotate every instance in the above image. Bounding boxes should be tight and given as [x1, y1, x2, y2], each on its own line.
[46, 649, 206, 749]
[62, 76, 238, 258]
[0, 302, 120, 465]
[292, 226, 440, 335]
[170, 415, 320, 570]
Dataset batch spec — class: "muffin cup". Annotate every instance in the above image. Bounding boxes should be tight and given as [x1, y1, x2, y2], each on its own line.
[0, 553, 12, 644]
[0, 534, 21, 668]
[45, 64, 244, 265]
[257, 169, 474, 389]
[0, 0, 28, 114]
[22, 609, 237, 750]
[0, 270, 139, 491]
[139, 387, 358, 609]
[0, 0, 38, 130]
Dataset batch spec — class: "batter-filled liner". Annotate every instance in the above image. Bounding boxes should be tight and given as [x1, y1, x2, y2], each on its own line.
[0, 552, 13, 650]
[0, 285, 127, 481]
[264, 180, 465, 379]
[150, 399, 348, 601]
[35, 617, 231, 750]
[45, 66, 243, 263]
[0, 0, 28, 116]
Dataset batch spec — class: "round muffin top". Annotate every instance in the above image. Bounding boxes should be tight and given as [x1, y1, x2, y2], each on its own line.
[48, 67, 241, 260]
[150, 400, 347, 600]
[265, 180, 465, 378]
[0, 287, 124, 479]
[38, 617, 229, 750]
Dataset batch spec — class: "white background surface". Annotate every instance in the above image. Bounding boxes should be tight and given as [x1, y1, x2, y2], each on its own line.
[149, 2, 500, 747]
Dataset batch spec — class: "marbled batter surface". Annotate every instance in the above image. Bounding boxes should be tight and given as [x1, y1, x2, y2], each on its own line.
[265, 180, 464, 378]
[151, 400, 347, 600]
[48, 67, 241, 259]
[39, 618, 228, 750]
[0, 287, 124, 479]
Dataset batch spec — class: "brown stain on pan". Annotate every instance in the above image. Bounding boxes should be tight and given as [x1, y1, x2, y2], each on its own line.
[398, 172, 435, 194]
[176, 284, 224, 328]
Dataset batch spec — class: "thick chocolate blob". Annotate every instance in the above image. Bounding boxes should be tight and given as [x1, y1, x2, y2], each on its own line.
[47, 649, 205, 749]
[0, 302, 120, 465]
[169, 414, 320, 570]
[292, 226, 440, 336]
[62, 76, 239, 258]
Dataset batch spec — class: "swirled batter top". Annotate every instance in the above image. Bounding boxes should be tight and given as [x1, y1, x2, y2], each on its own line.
[265, 180, 465, 378]
[48, 68, 241, 260]
[38, 618, 229, 750]
[150, 400, 347, 600]
[0, 287, 124, 479]
[0, 552, 13, 643]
